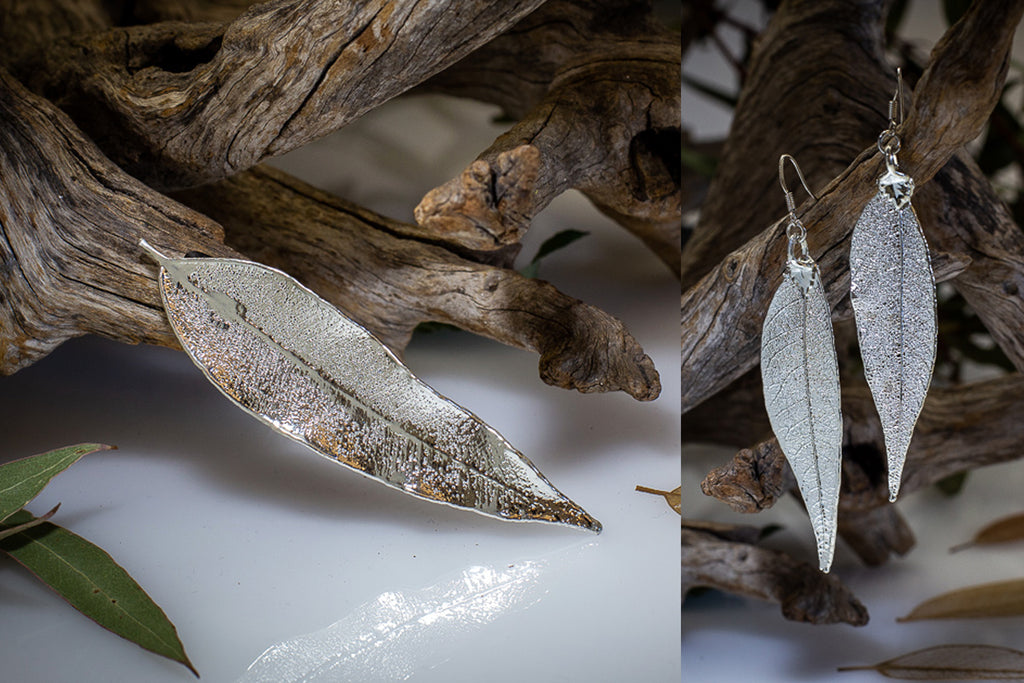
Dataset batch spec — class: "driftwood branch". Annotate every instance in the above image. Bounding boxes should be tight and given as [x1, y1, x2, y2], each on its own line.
[703, 375, 1024, 517]
[415, 0, 681, 273]
[680, 0, 889, 291]
[0, 1, 668, 400]
[0, 68, 659, 400]
[21, 0, 548, 189]
[7, 1, 679, 275]
[174, 166, 661, 399]
[680, 0, 1024, 413]
[0, 67, 228, 373]
[918, 152, 1024, 371]
[682, 524, 869, 626]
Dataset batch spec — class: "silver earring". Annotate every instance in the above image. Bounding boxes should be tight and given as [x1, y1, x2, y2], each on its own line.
[850, 69, 936, 502]
[762, 154, 843, 573]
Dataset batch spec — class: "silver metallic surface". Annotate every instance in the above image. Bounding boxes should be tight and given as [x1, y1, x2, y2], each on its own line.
[850, 187, 936, 502]
[140, 241, 600, 532]
[761, 262, 842, 572]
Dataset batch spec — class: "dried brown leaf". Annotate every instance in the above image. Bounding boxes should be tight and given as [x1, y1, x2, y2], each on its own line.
[838, 644, 1024, 680]
[951, 513, 1024, 553]
[635, 485, 680, 514]
[898, 579, 1024, 622]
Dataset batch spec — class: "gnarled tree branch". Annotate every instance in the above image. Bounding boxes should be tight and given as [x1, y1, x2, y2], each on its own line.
[415, 0, 681, 273]
[0, 67, 660, 401]
[682, 523, 870, 626]
[175, 166, 661, 399]
[24, 0, 547, 188]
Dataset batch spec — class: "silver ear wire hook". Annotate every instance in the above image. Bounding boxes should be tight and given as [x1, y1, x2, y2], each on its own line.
[879, 67, 904, 158]
[779, 153, 818, 216]
[778, 154, 818, 266]
[889, 67, 904, 129]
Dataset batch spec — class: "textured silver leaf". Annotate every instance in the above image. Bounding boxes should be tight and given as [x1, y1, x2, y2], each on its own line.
[140, 241, 600, 532]
[850, 190, 936, 502]
[761, 264, 842, 572]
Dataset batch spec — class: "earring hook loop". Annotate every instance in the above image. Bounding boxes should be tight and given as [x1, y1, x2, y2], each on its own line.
[879, 67, 905, 156]
[778, 154, 818, 265]
[778, 153, 818, 216]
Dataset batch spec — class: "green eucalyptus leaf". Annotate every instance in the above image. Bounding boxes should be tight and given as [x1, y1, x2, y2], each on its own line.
[1, 510, 197, 677]
[0, 444, 110, 522]
[935, 471, 969, 497]
[520, 229, 589, 278]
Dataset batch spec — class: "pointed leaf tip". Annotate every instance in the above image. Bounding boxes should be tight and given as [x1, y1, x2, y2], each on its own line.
[0, 444, 111, 523]
[139, 239, 169, 264]
[0, 510, 197, 675]
[839, 644, 1024, 679]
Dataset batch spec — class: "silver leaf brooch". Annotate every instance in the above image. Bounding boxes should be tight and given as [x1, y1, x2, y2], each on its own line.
[141, 240, 601, 533]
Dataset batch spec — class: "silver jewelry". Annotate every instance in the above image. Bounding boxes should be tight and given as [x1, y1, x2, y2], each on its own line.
[850, 69, 936, 502]
[762, 155, 843, 572]
[139, 240, 601, 532]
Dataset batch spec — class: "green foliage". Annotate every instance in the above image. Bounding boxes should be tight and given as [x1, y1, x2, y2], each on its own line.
[0, 444, 104, 521]
[519, 229, 589, 279]
[934, 471, 969, 497]
[0, 445, 196, 676]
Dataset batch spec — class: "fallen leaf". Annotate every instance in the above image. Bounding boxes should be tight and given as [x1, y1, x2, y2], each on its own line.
[951, 512, 1024, 552]
[0, 444, 110, 522]
[838, 644, 1024, 680]
[1, 509, 197, 676]
[636, 485, 680, 514]
[898, 579, 1024, 621]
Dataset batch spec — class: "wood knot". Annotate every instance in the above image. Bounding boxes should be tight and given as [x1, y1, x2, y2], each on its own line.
[723, 256, 741, 282]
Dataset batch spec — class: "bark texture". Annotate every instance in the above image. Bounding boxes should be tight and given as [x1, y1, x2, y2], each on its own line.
[0, 0, 674, 404]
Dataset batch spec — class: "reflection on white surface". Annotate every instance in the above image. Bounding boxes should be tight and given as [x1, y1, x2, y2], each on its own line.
[240, 558, 552, 682]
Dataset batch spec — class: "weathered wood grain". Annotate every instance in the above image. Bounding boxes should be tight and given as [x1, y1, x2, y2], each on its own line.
[682, 524, 870, 626]
[680, 0, 890, 291]
[415, 0, 681, 273]
[703, 376, 1024, 516]
[26, 0, 548, 188]
[0, 68, 660, 401]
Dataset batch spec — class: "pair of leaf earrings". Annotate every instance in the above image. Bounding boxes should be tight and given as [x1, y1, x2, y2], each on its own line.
[761, 70, 937, 572]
